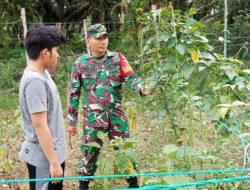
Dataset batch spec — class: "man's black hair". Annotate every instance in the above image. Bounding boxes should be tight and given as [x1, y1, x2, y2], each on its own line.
[24, 23, 66, 60]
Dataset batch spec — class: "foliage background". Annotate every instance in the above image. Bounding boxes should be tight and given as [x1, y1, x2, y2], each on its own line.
[0, 0, 250, 189]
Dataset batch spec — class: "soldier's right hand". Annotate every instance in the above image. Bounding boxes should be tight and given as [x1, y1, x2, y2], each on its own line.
[68, 126, 77, 136]
[140, 84, 153, 96]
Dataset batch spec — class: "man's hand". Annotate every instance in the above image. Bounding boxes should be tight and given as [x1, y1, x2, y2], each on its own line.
[68, 125, 77, 136]
[50, 161, 63, 184]
[140, 84, 153, 96]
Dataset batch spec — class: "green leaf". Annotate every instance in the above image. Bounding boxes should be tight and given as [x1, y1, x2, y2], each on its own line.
[98, 157, 114, 174]
[165, 160, 173, 170]
[224, 69, 237, 80]
[123, 138, 138, 149]
[176, 146, 201, 160]
[124, 149, 140, 164]
[143, 45, 149, 52]
[198, 66, 206, 71]
[122, 142, 133, 149]
[142, 63, 152, 72]
[186, 18, 197, 25]
[148, 80, 157, 89]
[195, 35, 208, 43]
[188, 8, 197, 15]
[244, 122, 250, 128]
[216, 103, 231, 107]
[242, 69, 250, 74]
[163, 57, 177, 71]
[202, 52, 215, 61]
[163, 175, 195, 189]
[235, 76, 245, 84]
[167, 37, 176, 48]
[191, 96, 202, 101]
[246, 83, 250, 91]
[175, 44, 187, 55]
[182, 64, 195, 80]
[160, 33, 170, 42]
[232, 101, 247, 107]
[232, 58, 244, 65]
[115, 152, 128, 174]
[162, 144, 178, 155]
[146, 37, 155, 45]
[218, 107, 230, 119]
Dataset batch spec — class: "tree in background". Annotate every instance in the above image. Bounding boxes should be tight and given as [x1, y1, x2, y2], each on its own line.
[0, 0, 249, 61]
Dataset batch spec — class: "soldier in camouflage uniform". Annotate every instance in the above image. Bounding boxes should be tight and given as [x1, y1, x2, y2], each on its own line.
[67, 24, 148, 190]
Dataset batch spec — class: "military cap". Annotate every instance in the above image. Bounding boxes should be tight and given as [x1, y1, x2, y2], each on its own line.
[87, 24, 107, 38]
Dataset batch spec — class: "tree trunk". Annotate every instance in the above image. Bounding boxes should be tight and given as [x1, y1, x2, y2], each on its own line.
[150, 0, 167, 9]
[91, 0, 105, 24]
[57, 0, 65, 21]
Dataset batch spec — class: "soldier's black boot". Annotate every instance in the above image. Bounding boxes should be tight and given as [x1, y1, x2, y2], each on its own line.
[79, 181, 90, 190]
[127, 177, 139, 188]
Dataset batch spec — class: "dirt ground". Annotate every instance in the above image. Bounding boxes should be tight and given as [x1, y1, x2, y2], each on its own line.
[0, 111, 167, 190]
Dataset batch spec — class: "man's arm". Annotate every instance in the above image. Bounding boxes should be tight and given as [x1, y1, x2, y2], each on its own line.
[31, 112, 63, 181]
[67, 59, 82, 136]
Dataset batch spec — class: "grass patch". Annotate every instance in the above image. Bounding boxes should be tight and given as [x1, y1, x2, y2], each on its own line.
[0, 90, 68, 112]
[0, 93, 19, 111]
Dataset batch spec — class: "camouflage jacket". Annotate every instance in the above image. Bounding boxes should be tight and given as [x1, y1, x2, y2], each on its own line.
[67, 51, 143, 126]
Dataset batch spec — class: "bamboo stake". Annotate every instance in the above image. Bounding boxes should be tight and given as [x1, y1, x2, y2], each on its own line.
[21, 8, 29, 65]
[224, 0, 228, 58]
[83, 19, 90, 55]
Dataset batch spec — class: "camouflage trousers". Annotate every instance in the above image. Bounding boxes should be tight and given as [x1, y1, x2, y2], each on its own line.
[79, 104, 129, 177]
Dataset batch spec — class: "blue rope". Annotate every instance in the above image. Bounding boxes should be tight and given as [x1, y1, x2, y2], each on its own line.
[232, 112, 250, 165]
[115, 175, 250, 189]
[192, 102, 249, 145]
[1, 168, 250, 184]
[1, 100, 249, 190]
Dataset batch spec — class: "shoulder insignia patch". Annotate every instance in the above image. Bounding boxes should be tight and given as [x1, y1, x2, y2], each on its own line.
[119, 53, 134, 76]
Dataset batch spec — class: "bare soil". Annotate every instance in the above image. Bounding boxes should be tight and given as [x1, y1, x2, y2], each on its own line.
[0, 111, 167, 190]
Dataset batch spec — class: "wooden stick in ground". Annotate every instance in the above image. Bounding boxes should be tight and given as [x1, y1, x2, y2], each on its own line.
[83, 19, 90, 55]
[21, 8, 29, 65]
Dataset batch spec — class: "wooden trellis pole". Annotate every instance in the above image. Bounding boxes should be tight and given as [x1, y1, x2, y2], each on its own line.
[83, 19, 90, 55]
[224, 0, 228, 58]
[21, 8, 29, 65]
